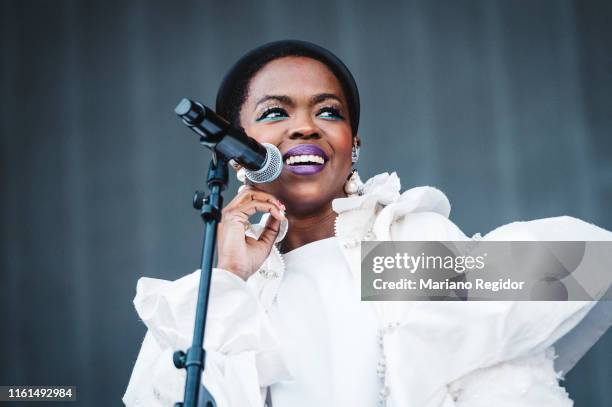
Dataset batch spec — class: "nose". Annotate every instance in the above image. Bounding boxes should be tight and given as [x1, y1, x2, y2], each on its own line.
[289, 115, 320, 140]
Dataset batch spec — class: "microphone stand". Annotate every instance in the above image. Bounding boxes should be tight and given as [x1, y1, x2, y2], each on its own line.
[171, 97, 274, 407]
[172, 150, 225, 407]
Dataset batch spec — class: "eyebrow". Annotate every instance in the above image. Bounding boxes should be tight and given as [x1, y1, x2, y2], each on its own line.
[311, 93, 343, 105]
[254, 93, 344, 111]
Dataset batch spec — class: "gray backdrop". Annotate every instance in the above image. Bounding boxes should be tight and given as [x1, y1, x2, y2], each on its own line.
[1, 0, 610, 405]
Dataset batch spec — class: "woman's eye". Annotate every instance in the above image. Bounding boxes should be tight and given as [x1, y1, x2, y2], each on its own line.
[317, 107, 344, 120]
[256, 107, 288, 122]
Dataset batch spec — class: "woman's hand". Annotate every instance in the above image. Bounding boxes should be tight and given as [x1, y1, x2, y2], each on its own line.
[217, 185, 286, 281]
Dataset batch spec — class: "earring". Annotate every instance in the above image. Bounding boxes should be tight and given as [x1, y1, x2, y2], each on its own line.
[351, 145, 360, 163]
[230, 159, 247, 183]
[236, 167, 246, 183]
[344, 168, 364, 197]
[235, 164, 249, 193]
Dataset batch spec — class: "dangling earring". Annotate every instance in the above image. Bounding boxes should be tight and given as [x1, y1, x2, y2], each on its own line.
[344, 143, 363, 197]
[344, 168, 364, 197]
[230, 159, 248, 192]
[236, 167, 246, 183]
[351, 144, 360, 163]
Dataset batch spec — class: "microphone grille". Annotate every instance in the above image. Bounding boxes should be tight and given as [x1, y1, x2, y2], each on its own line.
[244, 143, 283, 183]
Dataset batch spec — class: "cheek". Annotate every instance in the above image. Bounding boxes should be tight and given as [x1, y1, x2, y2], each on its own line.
[242, 123, 285, 146]
[326, 125, 353, 160]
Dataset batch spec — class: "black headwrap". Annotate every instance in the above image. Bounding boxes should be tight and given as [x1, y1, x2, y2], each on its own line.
[215, 39, 360, 136]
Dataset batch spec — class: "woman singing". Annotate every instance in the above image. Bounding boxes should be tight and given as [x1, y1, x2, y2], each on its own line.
[123, 40, 612, 407]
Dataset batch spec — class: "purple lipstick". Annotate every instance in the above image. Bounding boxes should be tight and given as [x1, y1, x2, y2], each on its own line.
[283, 144, 329, 175]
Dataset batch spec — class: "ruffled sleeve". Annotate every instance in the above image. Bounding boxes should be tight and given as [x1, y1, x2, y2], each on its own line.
[372, 184, 463, 241]
[374, 187, 612, 406]
[481, 215, 612, 374]
[122, 268, 291, 407]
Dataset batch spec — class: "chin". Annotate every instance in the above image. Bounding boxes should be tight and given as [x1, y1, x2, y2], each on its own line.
[281, 183, 337, 213]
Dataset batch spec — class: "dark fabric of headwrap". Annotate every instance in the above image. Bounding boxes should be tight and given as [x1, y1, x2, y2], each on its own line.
[215, 39, 360, 136]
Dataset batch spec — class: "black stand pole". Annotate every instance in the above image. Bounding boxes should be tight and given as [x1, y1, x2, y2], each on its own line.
[173, 152, 227, 407]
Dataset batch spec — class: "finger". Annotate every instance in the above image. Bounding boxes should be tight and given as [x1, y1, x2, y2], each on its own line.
[238, 187, 282, 208]
[224, 202, 285, 227]
[226, 194, 285, 218]
[225, 186, 284, 212]
[236, 201, 285, 222]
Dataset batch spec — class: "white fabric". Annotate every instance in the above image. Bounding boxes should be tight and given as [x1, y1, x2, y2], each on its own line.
[123, 172, 612, 407]
[448, 348, 572, 407]
[267, 236, 380, 406]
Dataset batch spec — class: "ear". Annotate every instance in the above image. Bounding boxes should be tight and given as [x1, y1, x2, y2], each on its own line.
[353, 135, 361, 148]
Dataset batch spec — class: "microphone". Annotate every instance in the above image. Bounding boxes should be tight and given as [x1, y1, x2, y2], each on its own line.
[174, 98, 283, 184]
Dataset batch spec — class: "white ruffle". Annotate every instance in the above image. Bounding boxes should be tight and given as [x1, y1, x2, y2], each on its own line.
[332, 171, 401, 213]
[373, 185, 452, 240]
[124, 268, 292, 406]
[379, 214, 610, 407]
[448, 348, 572, 407]
[382, 300, 593, 406]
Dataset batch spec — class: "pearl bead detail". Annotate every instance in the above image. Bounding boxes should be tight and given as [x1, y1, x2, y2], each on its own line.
[343, 239, 360, 249]
[345, 180, 359, 194]
[237, 167, 246, 183]
[258, 269, 279, 279]
[376, 320, 400, 406]
[344, 169, 364, 197]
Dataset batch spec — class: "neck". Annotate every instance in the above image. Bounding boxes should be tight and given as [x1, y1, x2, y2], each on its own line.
[278, 191, 347, 254]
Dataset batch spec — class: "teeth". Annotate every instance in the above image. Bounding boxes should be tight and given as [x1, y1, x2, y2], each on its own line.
[284, 154, 325, 165]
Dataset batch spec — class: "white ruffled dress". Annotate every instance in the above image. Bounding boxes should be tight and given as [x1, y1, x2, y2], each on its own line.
[123, 172, 612, 407]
